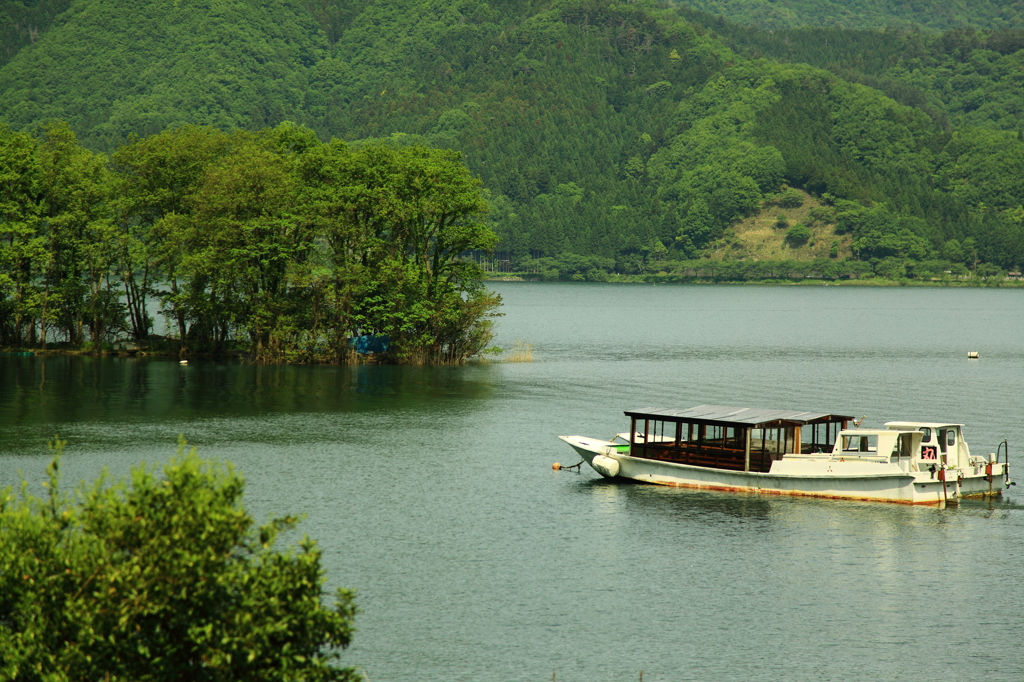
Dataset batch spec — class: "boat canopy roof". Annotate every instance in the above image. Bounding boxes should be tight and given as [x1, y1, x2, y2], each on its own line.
[885, 421, 963, 429]
[624, 405, 853, 428]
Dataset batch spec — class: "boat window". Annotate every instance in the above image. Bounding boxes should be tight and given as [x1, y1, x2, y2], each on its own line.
[895, 433, 914, 459]
[805, 421, 841, 453]
[919, 427, 931, 442]
[747, 426, 792, 467]
[749, 429, 763, 455]
[842, 434, 877, 453]
[644, 420, 679, 444]
[763, 428, 785, 455]
[946, 430, 955, 446]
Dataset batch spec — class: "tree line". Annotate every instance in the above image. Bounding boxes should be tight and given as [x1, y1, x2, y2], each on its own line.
[0, 121, 501, 363]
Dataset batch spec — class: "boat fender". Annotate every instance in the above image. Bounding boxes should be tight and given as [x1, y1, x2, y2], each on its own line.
[591, 455, 620, 478]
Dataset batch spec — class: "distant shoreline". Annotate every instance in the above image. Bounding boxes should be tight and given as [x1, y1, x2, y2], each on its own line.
[5, 278, 1019, 358]
[487, 275, 1024, 287]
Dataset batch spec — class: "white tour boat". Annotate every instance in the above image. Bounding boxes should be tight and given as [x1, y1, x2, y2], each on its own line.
[559, 405, 1012, 505]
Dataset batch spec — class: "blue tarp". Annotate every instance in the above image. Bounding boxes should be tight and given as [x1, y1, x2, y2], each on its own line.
[348, 334, 391, 355]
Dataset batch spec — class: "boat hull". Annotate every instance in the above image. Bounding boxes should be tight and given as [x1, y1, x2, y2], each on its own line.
[559, 435, 1005, 505]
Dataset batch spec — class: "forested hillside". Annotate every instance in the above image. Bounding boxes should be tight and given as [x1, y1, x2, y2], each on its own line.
[2, 0, 1024, 282]
[701, 17, 1024, 131]
[0, 0, 326, 149]
[670, 0, 1024, 31]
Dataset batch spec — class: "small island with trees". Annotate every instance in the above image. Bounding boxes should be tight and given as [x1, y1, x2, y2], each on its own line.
[0, 122, 501, 364]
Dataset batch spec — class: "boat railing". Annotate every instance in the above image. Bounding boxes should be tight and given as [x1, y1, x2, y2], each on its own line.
[833, 452, 889, 463]
[632, 441, 769, 473]
[782, 452, 833, 460]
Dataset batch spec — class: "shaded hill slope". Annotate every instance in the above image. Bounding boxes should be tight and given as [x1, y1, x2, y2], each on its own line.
[0, 0, 72, 67]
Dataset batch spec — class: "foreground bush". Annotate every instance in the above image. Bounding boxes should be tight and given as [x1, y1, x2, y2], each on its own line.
[0, 441, 357, 681]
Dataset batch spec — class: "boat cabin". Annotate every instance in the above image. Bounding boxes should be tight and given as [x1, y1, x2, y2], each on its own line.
[885, 421, 971, 469]
[831, 429, 924, 471]
[624, 405, 854, 473]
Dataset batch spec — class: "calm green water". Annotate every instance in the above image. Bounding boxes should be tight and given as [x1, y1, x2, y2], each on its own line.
[2, 283, 1023, 681]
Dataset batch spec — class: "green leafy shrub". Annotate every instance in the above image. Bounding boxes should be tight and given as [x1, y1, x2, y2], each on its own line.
[874, 257, 907, 280]
[777, 188, 804, 208]
[976, 263, 1005, 278]
[809, 206, 837, 224]
[785, 223, 811, 246]
[0, 440, 358, 681]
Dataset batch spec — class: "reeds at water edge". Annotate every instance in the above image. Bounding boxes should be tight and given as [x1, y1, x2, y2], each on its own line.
[505, 340, 534, 362]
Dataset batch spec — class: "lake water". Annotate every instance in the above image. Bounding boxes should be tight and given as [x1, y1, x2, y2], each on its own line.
[1, 283, 1023, 681]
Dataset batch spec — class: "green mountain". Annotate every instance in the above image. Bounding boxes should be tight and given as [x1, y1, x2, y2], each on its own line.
[2, 0, 1024, 274]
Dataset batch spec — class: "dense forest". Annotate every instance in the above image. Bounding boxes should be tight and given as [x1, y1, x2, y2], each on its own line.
[2, 0, 1024, 294]
[671, 0, 1024, 31]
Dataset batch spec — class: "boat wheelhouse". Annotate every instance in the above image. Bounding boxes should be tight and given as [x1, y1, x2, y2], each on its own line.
[559, 404, 1011, 505]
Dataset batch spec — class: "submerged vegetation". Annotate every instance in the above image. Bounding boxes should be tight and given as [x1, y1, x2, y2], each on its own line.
[0, 122, 501, 363]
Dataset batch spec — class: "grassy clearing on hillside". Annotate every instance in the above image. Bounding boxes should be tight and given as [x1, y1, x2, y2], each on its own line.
[708, 189, 853, 261]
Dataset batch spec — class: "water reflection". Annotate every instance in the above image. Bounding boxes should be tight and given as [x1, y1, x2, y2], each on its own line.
[0, 355, 497, 454]
[569, 476, 1019, 555]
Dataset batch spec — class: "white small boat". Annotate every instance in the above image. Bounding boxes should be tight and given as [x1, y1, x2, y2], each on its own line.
[560, 405, 1012, 505]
